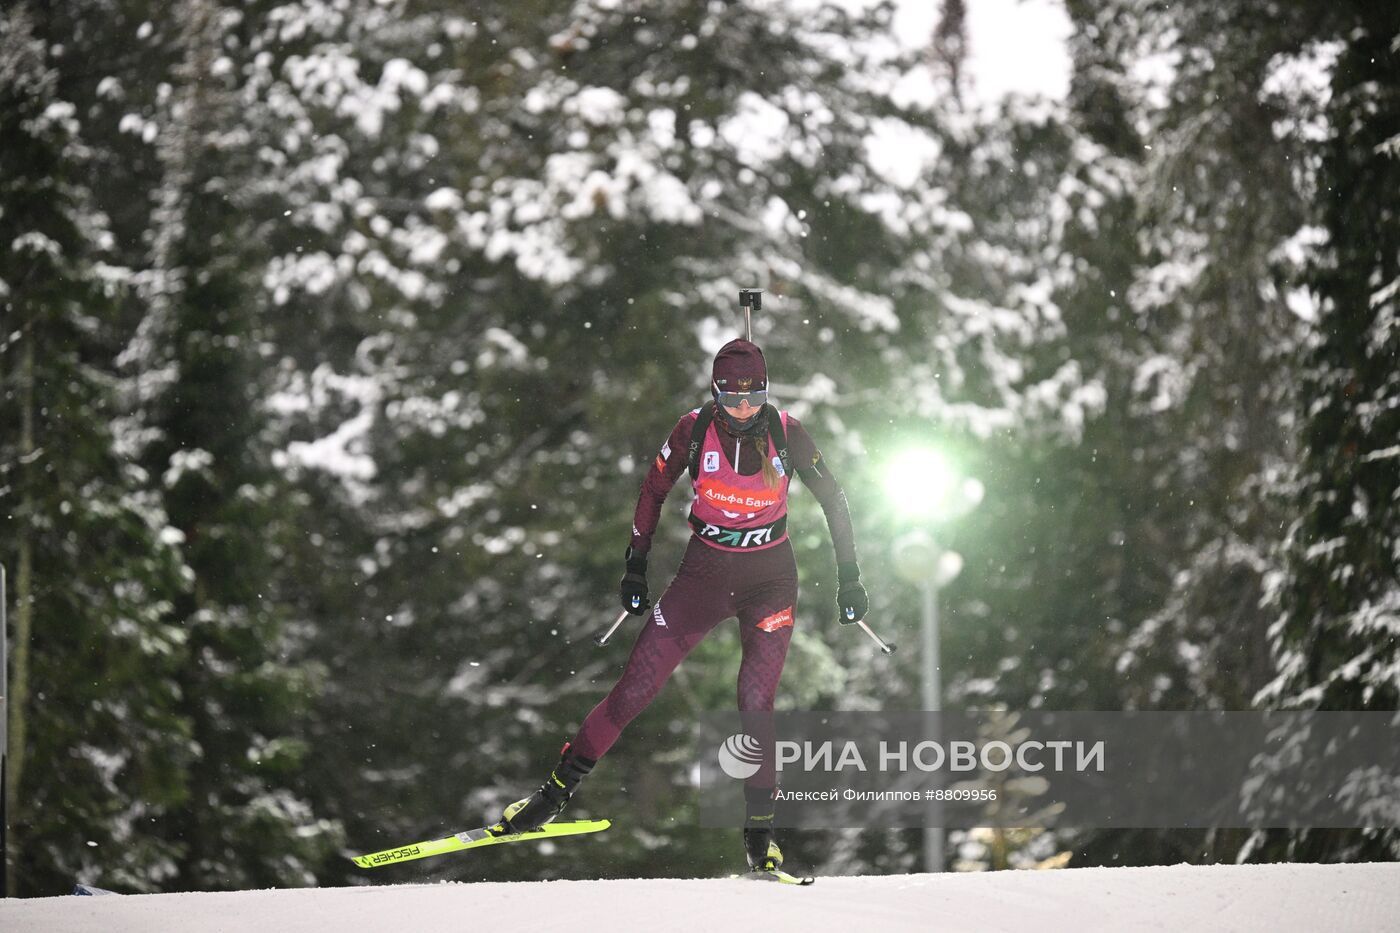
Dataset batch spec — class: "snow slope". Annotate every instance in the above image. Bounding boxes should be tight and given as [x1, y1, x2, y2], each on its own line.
[4, 862, 1396, 933]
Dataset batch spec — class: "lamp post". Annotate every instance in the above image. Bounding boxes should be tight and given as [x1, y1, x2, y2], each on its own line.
[884, 450, 982, 874]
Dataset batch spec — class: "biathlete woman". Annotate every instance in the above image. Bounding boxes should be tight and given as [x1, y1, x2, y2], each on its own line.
[499, 337, 870, 872]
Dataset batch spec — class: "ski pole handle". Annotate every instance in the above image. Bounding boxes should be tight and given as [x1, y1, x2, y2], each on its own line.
[853, 617, 897, 655]
[594, 610, 632, 647]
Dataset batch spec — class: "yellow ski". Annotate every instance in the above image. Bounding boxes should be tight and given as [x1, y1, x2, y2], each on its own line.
[735, 868, 816, 885]
[350, 819, 611, 868]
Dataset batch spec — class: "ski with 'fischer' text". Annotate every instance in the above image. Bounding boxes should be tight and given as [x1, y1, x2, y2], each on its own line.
[350, 819, 611, 868]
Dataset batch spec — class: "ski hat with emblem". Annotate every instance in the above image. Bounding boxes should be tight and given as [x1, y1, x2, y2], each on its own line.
[711, 338, 769, 434]
[711, 338, 768, 394]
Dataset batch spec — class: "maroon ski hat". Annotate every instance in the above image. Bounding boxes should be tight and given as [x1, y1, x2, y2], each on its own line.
[711, 339, 768, 393]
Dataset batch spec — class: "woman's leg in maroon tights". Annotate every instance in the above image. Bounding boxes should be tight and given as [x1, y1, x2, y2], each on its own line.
[571, 550, 731, 760]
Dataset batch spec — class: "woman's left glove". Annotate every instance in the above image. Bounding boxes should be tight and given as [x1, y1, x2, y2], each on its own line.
[836, 562, 869, 624]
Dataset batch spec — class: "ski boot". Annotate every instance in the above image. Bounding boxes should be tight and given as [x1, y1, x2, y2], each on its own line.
[744, 827, 784, 872]
[496, 742, 595, 835]
[743, 784, 783, 871]
[742, 829, 812, 884]
[735, 786, 813, 884]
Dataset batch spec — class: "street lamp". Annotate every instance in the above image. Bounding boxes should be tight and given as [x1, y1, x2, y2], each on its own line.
[885, 448, 982, 873]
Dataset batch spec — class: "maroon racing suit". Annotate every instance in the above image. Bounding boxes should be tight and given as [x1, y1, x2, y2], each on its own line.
[570, 406, 858, 789]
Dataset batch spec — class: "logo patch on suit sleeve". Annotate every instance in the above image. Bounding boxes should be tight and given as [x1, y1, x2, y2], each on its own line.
[756, 607, 794, 632]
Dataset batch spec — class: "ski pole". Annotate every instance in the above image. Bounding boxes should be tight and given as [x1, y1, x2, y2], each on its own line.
[594, 609, 632, 647]
[852, 617, 897, 655]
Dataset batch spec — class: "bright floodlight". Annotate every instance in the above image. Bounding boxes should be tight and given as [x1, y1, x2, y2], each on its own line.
[884, 448, 960, 519]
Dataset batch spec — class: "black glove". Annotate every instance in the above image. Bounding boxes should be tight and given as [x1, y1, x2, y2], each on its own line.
[836, 562, 868, 625]
[619, 546, 650, 615]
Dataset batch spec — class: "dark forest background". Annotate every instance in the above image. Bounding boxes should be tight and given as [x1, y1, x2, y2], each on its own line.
[2, 0, 1397, 895]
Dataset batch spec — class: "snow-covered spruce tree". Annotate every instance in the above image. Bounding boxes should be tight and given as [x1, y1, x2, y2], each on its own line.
[118, 0, 342, 889]
[1247, 0, 1400, 863]
[1264, 0, 1400, 717]
[0, 4, 193, 896]
[1098, 1, 1307, 714]
[1054, 0, 1325, 714]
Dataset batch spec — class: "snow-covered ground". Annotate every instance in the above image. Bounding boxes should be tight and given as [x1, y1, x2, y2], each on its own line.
[4, 862, 1396, 932]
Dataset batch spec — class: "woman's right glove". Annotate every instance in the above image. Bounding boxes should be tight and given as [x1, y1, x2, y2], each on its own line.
[836, 562, 869, 624]
[619, 546, 651, 615]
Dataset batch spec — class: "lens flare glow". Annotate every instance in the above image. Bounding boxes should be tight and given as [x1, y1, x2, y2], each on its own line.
[884, 448, 960, 519]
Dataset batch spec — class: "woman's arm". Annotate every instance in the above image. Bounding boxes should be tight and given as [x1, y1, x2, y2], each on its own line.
[786, 416, 859, 567]
[629, 411, 698, 555]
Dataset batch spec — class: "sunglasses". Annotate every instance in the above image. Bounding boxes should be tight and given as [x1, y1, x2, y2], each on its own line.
[715, 389, 768, 409]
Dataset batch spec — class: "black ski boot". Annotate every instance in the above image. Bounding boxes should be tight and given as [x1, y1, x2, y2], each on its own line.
[498, 743, 595, 835]
[744, 827, 785, 872]
[743, 784, 783, 871]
